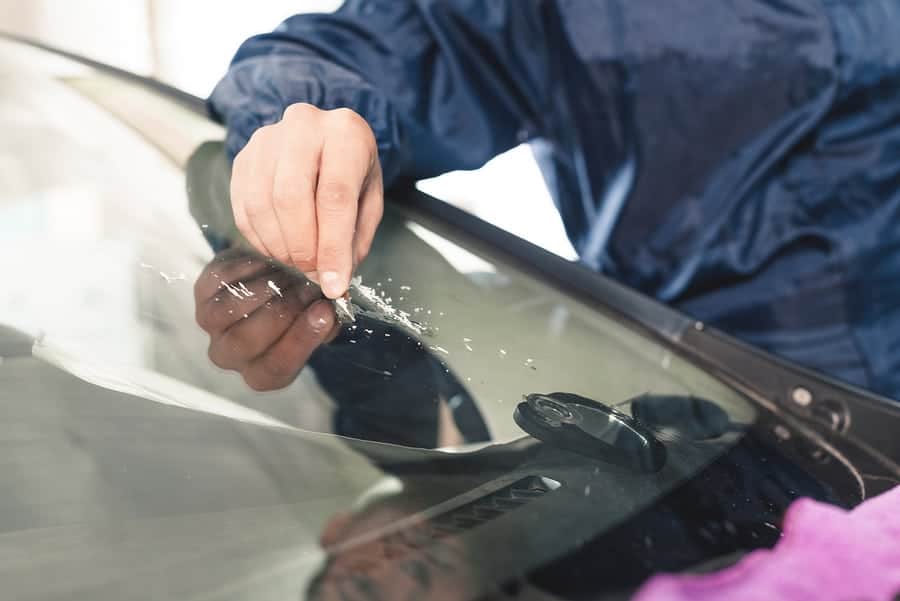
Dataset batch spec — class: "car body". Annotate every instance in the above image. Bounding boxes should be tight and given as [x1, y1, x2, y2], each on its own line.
[1, 35, 898, 601]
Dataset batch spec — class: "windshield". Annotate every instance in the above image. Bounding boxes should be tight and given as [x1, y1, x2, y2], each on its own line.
[0, 38, 873, 601]
[0, 39, 754, 444]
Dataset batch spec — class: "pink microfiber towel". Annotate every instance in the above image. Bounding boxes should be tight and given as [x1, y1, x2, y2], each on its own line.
[634, 485, 900, 601]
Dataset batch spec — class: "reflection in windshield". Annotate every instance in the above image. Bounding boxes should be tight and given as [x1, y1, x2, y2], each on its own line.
[309, 480, 478, 601]
[515, 392, 667, 472]
[194, 248, 341, 391]
[193, 247, 492, 449]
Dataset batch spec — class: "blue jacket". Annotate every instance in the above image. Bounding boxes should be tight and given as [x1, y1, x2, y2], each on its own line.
[209, 0, 900, 400]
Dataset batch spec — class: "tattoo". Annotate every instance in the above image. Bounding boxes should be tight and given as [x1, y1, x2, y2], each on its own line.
[312, 533, 466, 601]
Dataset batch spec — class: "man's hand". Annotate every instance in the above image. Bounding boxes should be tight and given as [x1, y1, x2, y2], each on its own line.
[194, 249, 340, 391]
[231, 103, 384, 299]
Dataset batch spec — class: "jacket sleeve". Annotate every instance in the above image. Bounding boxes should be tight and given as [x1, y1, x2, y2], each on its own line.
[208, 0, 551, 186]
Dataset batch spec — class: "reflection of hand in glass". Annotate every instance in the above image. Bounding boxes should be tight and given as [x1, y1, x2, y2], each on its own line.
[308, 484, 475, 601]
[194, 248, 340, 391]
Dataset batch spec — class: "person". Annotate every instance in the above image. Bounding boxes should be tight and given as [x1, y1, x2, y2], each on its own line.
[208, 1, 900, 400]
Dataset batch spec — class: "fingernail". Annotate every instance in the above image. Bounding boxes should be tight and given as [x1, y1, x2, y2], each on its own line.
[304, 271, 319, 284]
[306, 302, 332, 331]
[320, 271, 345, 299]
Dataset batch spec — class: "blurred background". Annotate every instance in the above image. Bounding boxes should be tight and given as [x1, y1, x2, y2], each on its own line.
[0, 0, 576, 258]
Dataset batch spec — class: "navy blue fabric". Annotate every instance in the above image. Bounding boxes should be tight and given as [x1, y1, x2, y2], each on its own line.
[209, 0, 900, 400]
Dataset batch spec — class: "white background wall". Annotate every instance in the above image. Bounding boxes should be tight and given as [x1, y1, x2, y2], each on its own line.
[0, 0, 575, 258]
[0, 0, 154, 73]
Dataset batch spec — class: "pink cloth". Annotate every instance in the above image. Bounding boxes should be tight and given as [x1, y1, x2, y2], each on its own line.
[634, 485, 900, 601]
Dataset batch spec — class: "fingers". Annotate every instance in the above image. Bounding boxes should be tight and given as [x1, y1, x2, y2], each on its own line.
[241, 126, 292, 263]
[229, 104, 383, 295]
[354, 160, 384, 265]
[241, 300, 337, 391]
[316, 109, 376, 299]
[193, 248, 272, 307]
[207, 290, 306, 370]
[273, 104, 321, 275]
[230, 146, 268, 255]
[194, 248, 305, 335]
[196, 248, 338, 391]
[197, 269, 298, 335]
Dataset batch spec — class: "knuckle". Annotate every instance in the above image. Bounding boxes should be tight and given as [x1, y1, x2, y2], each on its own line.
[328, 107, 359, 122]
[193, 275, 211, 303]
[317, 181, 355, 212]
[283, 102, 318, 121]
[195, 306, 215, 331]
[243, 373, 276, 392]
[247, 362, 293, 391]
[248, 124, 274, 145]
[329, 108, 373, 135]
[207, 344, 228, 369]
